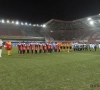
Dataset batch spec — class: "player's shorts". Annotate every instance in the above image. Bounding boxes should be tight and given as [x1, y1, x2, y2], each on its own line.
[60, 46, 62, 49]
[63, 46, 65, 49]
[70, 46, 72, 49]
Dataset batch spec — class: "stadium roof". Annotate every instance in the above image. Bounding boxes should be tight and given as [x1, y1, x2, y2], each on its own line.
[45, 14, 100, 30]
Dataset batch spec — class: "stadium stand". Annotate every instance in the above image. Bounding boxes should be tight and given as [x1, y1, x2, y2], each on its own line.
[9, 29, 24, 36]
[0, 28, 9, 36]
[23, 29, 34, 36]
[44, 16, 100, 43]
[0, 14, 100, 43]
[21, 30, 26, 36]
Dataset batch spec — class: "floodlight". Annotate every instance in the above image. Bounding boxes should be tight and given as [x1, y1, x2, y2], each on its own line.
[29, 23, 31, 26]
[7, 20, 9, 23]
[33, 24, 36, 26]
[90, 21, 94, 25]
[25, 22, 27, 25]
[88, 18, 91, 20]
[1, 20, 5, 23]
[21, 22, 24, 25]
[99, 14, 100, 15]
[37, 24, 39, 26]
[16, 21, 19, 25]
[43, 24, 46, 27]
[12, 21, 14, 24]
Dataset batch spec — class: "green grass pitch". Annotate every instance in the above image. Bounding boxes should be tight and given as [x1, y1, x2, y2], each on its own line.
[0, 47, 100, 90]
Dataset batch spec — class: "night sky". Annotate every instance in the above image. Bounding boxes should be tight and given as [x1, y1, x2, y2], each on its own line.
[0, 0, 100, 24]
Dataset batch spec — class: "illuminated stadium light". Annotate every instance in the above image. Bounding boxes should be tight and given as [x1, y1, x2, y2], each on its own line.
[33, 24, 36, 26]
[41, 25, 43, 27]
[25, 22, 27, 25]
[16, 21, 19, 25]
[1, 20, 5, 23]
[21, 22, 24, 25]
[87, 18, 91, 20]
[43, 24, 46, 27]
[37, 24, 39, 26]
[7, 20, 9, 23]
[29, 23, 31, 26]
[90, 21, 94, 25]
[99, 14, 100, 15]
[12, 21, 14, 24]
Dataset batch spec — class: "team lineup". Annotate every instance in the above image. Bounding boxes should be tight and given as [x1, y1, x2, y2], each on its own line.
[0, 40, 100, 57]
[17, 42, 100, 54]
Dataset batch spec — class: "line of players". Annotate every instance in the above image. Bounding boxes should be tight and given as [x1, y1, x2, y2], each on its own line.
[72, 43, 100, 51]
[17, 42, 100, 54]
[17, 42, 62, 54]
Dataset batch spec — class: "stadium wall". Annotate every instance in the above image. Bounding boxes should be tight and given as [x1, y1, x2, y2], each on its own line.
[1, 36, 46, 46]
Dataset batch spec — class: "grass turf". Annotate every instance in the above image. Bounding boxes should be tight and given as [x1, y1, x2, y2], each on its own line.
[0, 47, 100, 90]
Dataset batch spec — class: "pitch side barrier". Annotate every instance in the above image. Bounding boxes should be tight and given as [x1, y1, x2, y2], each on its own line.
[48, 40, 75, 43]
[0, 36, 45, 40]
[0, 36, 45, 44]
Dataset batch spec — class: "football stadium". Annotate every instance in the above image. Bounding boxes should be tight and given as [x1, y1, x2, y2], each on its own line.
[0, 14, 100, 90]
